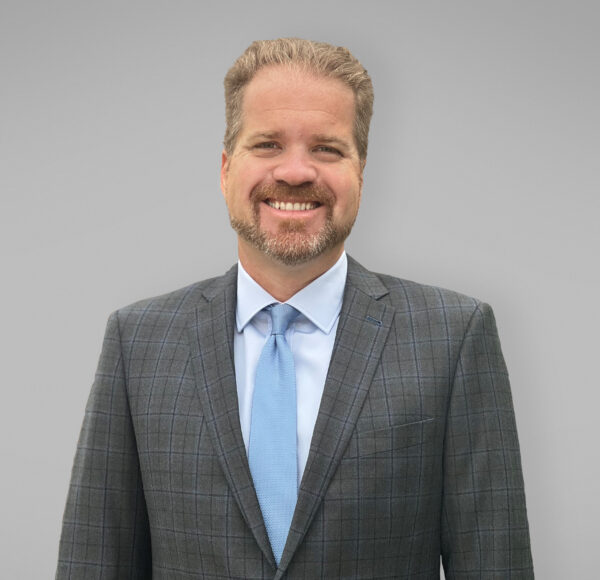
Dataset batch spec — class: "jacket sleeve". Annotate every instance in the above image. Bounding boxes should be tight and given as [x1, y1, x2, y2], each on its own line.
[441, 302, 534, 578]
[56, 311, 151, 579]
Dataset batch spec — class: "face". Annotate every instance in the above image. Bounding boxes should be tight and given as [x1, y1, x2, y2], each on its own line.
[220, 65, 364, 267]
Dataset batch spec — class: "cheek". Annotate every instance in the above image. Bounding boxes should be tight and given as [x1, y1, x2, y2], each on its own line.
[333, 177, 362, 212]
[231, 166, 269, 199]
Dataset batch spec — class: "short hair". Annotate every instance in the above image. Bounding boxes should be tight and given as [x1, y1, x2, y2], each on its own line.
[223, 38, 374, 162]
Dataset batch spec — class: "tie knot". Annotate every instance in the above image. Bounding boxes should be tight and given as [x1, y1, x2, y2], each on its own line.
[268, 303, 299, 335]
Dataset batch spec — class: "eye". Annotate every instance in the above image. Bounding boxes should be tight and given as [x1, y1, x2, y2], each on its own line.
[315, 145, 342, 157]
[254, 142, 280, 150]
[251, 141, 282, 156]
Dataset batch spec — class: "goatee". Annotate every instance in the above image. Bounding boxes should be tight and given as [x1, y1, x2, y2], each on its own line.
[228, 182, 356, 266]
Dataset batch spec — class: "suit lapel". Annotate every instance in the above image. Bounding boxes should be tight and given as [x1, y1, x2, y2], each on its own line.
[278, 257, 394, 572]
[185, 258, 394, 573]
[185, 265, 275, 567]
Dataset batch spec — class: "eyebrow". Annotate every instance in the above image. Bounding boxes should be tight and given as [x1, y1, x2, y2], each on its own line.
[246, 131, 283, 141]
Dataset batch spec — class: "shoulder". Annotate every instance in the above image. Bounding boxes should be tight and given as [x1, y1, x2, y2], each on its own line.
[346, 255, 486, 327]
[108, 264, 237, 335]
[379, 272, 479, 310]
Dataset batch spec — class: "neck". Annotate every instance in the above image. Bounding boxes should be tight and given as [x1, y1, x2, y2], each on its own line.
[238, 242, 344, 302]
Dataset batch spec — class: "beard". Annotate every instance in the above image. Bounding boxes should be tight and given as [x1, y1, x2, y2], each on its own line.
[228, 182, 356, 266]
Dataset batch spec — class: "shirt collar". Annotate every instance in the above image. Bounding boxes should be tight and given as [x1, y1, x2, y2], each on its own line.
[236, 252, 347, 334]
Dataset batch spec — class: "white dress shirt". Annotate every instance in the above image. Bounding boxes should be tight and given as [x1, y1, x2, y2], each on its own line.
[233, 252, 347, 485]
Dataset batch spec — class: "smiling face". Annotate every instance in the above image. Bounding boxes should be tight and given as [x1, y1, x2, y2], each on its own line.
[220, 65, 364, 269]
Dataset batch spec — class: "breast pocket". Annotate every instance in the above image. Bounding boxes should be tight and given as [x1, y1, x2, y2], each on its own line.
[350, 417, 437, 458]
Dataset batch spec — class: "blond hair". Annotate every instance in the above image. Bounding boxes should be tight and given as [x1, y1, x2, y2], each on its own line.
[223, 38, 374, 161]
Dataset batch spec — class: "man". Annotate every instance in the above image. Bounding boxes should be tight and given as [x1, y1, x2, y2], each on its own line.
[57, 38, 534, 578]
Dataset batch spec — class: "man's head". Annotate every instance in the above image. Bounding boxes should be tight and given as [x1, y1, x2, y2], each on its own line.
[220, 39, 373, 269]
[223, 38, 374, 163]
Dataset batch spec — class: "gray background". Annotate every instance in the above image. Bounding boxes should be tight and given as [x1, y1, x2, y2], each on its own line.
[2, 0, 598, 578]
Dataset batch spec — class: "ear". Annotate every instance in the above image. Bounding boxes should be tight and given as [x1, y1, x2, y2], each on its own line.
[220, 150, 229, 197]
[357, 158, 366, 203]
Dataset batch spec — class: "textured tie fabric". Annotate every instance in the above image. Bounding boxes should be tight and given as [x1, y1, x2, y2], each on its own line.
[248, 303, 300, 565]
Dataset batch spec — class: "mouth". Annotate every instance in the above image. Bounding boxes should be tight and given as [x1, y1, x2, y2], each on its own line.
[264, 199, 321, 211]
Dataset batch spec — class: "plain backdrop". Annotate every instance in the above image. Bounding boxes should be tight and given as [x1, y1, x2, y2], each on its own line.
[2, 1, 599, 578]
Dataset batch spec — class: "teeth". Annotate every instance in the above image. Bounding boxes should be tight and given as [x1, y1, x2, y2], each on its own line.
[266, 200, 317, 211]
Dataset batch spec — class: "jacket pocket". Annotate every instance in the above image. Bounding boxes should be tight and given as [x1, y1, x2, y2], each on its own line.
[351, 417, 436, 457]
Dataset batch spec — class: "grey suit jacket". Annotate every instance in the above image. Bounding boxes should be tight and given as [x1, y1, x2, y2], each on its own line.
[57, 257, 534, 579]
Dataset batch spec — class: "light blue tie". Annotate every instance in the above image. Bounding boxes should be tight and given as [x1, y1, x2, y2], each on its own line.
[248, 303, 300, 565]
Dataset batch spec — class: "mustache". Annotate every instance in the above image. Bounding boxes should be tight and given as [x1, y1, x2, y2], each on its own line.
[250, 182, 334, 205]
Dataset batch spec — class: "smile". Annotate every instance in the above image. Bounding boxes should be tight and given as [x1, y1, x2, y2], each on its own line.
[265, 200, 320, 211]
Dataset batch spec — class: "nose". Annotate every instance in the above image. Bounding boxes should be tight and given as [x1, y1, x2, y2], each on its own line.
[272, 149, 318, 186]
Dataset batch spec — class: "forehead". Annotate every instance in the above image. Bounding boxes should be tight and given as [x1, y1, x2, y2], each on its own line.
[240, 66, 356, 135]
